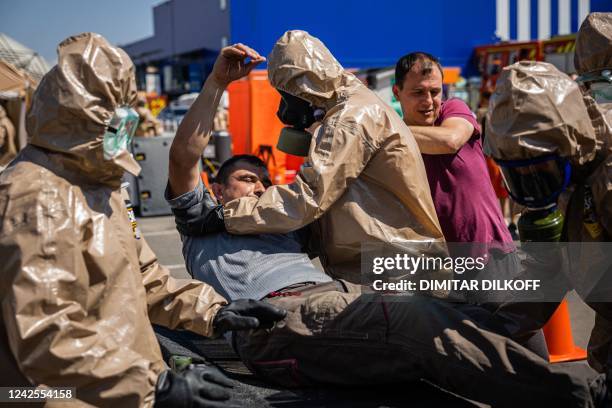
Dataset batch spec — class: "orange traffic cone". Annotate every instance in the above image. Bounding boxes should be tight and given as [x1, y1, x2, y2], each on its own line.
[542, 299, 587, 363]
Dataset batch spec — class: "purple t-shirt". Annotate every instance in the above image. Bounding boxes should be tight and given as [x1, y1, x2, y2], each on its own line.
[421, 98, 514, 253]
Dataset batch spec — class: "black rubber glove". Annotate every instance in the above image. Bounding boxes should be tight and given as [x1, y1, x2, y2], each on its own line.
[155, 364, 236, 408]
[213, 299, 287, 335]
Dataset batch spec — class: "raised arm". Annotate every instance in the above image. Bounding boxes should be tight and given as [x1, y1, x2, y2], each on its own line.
[168, 44, 265, 198]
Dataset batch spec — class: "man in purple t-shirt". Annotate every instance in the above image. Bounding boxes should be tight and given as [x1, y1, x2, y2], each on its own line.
[392, 52, 522, 305]
[391, 55, 553, 359]
[392, 52, 514, 250]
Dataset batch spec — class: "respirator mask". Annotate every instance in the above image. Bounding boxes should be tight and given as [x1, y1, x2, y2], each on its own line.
[103, 105, 139, 160]
[495, 154, 572, 210]
[496, 154, 572, 242]
[276, 90, 318, 157]
[577, 69, 612, 104]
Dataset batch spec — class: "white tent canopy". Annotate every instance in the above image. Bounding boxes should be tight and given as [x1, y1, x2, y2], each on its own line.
[0, 33, 50, 82]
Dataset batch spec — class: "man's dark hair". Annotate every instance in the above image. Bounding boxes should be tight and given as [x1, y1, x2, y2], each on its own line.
[214, 154, 271, 186]
[394, 52, 443, 89]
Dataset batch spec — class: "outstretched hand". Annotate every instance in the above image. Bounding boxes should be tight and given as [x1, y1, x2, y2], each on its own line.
[211, 43, 266, 88]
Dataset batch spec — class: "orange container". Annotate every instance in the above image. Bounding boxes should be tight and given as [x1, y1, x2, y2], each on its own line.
[227, 78, 251, 154]
[228, 70, 303, 184]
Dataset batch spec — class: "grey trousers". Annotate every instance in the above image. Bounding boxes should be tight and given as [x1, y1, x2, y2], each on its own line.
[235, 281, 594, 408]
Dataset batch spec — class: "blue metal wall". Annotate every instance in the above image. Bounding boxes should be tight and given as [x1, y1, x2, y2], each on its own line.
[230, 0, 611, 72]
[230, 0, 492, 71]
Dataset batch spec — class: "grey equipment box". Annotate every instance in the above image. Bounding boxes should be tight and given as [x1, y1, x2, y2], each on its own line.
[132, 135, 173, 217]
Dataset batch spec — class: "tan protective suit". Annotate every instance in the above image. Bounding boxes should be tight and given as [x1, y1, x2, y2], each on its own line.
[485, 37, 612, 371]
[486, 22, 612, 252]
[224, 30, 445, 282]
[569, 12, 612, 373]
[575, 12, 612, 238]
[484, 62, 598, 164]
[0, 104, 17, 167]
[0, 33, 227, 406]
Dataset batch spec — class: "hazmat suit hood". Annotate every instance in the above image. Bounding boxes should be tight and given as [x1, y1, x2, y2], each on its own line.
[267, 30, 360, 110]
[575, 12, 612, 75]
[486, 61, 612, 236]
[574, 12, 612, 153]
[484, 61, 598, 165]
[27, 32, 141, 186]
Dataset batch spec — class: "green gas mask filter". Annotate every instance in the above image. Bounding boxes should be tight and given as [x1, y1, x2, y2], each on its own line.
[518, 206, 565, 242]
[103, 106, 139, 160]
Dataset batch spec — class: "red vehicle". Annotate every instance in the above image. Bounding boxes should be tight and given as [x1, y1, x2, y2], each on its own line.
[475, 35, 577, 99]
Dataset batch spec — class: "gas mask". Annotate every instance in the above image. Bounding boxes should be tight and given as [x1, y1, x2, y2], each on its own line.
[496, 154, 572, 242]
[276, 90, 317, 157]
[103, 105, 139, 160]
[496, 154, 572, 209]
[577, 69, 612, 104]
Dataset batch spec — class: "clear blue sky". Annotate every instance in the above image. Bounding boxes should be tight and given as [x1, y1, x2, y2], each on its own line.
[0, 0, 161, 64]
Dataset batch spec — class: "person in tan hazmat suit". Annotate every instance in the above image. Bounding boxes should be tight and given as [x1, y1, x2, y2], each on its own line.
[219, 31, 447, 283]
[0, 32, 286, 407]
[0, 104, 17, 167]
[485, 12, 612, 404]
[169, 34, 609, 407]
[135, 94, 163, 137]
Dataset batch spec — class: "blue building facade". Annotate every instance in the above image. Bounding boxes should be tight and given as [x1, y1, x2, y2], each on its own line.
[230, 1, 498, 71]
[122, 0, 611, 96]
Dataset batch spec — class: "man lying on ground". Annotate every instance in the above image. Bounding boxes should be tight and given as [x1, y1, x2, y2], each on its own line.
[166, 40, 608, 408]
[167, 153, 332, 301]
